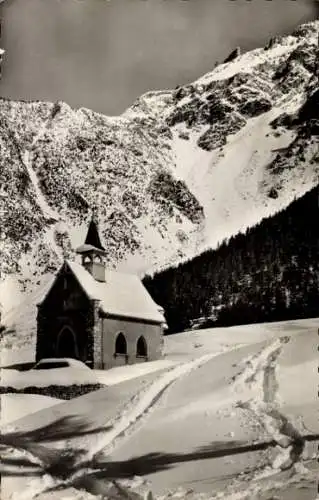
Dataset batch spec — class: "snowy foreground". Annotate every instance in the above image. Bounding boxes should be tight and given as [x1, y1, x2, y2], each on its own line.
[1, 318, 318, 500]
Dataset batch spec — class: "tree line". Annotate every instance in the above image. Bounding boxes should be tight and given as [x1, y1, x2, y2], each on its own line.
[143, 185, 319, 333]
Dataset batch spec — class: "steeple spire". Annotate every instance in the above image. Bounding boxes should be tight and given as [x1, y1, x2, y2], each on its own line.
[76, 208, 106, 282]
[92, 205, 98, 223]
[84, 208, 105, 251]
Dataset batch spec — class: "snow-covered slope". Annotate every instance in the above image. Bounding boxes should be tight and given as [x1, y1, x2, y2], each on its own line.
[0, 21, 318, 310]
[1, 318, 318, 500]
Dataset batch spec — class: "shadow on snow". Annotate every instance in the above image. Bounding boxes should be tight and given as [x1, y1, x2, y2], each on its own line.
[1, 415, 112, 478]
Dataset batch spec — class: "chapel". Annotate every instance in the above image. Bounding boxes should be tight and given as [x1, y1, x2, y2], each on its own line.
[36, 216, 166, 369]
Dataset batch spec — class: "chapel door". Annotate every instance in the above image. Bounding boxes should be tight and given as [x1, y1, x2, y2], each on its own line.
[56, 327, 78, 359]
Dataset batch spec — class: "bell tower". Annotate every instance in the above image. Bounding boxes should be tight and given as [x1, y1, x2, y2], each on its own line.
[76, 210, 106, 283]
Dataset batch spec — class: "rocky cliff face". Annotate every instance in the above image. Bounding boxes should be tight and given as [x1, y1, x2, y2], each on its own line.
[0, 21, 318, 311]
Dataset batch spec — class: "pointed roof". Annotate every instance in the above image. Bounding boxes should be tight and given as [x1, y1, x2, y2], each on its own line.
[39, 260, 166, 325]
[84, 217, 105, 251]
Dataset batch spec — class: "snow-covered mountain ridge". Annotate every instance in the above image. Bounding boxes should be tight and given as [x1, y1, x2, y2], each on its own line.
[0, 21, 318, 306]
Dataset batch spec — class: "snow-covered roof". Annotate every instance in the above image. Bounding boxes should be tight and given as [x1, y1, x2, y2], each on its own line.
[75, 243, 105, 254]
[61, 260, 165, 324]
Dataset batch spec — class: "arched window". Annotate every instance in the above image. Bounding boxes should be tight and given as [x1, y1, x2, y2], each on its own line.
[136, 336, 147, 358]
[115, 332, 127, 355]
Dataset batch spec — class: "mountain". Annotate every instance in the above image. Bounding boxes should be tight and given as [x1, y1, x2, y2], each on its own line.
[143, 185, 319, 333]
[0, 20, 318, 316]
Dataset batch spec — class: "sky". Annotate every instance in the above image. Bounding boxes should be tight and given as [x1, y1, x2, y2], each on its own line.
[0, 0, 318, 115]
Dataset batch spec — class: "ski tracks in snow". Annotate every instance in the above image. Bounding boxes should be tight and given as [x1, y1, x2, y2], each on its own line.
[7, 353, 221, 500]
[209, 336, 318, 500]
[5, 341, 318, 500]
[232, 336, 306, 473]
[73, 352, 222, 469]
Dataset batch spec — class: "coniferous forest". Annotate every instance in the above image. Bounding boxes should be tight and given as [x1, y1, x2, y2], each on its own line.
[143, 185, 319, 333]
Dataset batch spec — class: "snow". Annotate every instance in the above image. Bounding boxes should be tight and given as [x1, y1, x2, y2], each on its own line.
[1, 394, 62, 427]
[103, 320, 318, 497]
[43, 225, 63, 262]
[34, 358, 91, 370]
[93, 359, 176, 386]
[81, 352, 224, 464]
[1, 318, 318, 500]
[0, 276, 24, 319]
[1, 346, 36, 368]
[21, 122, 58, 221]
[0, 257, 166, 354]
[196, 35, 300, 87]
[66, 260, 166, 324]
[164, 317, 318, 358]
[0, 274, 54, 355]
[1, 367, 99, 389]
[23, 150, 56, 219]
[172, 105, 315, 251]
[1, 19, 318, 500]
[0, 359, 177, 391]
[0, 23, 317, 295]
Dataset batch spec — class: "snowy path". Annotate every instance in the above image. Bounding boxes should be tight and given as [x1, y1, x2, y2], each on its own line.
[20, 120, 58, 221]
[1, 353, 222, 500]
[5, 120, 64, 266]
[22, 150, 57, 221]
[101, 342, 273, 495]
[22, 125, 64, 259]
[100, 335, 318, 498]
[234, 337, 306, 471]
[79, 352, 222, 464]
[2, 322, 318, 500]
